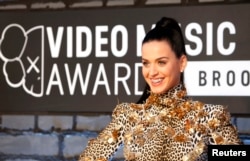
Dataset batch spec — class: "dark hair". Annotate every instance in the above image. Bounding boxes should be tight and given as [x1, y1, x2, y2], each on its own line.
[137, 17, 186, 104]
[143, 17, 186, 58]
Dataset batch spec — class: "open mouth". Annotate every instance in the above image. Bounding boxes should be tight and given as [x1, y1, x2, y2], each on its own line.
[150, 78, 163, 86]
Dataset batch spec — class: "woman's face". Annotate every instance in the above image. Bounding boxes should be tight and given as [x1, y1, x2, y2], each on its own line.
[142, 40, 187, 94]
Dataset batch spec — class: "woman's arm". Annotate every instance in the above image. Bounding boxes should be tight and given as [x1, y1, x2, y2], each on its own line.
[207, 105, 242, 145]
[78, 104, 128, 161]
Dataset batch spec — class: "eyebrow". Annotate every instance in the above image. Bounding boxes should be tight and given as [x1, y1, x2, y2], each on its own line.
[142, 57, 169, 61]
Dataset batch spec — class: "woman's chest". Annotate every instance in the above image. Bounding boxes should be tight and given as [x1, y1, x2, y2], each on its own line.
[123, 121, 206, 161]
[122, 108, 209, 160]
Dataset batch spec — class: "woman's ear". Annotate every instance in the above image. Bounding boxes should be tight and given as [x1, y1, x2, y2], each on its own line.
[180, 55, 187, 72]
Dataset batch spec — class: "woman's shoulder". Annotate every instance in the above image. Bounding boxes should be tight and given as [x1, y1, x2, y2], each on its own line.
[202, 102, 230, 115]
[187, 99, 229, 114]
[112, 102, 142, 118]
[195, 101, 232, 125]
[190, 99, 228, 113]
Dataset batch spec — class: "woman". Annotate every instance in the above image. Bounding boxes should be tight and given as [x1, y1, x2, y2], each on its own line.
[79, 17, 242, 161]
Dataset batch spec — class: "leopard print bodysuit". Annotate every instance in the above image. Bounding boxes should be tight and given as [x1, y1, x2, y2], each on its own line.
[78, 84, 242, 161]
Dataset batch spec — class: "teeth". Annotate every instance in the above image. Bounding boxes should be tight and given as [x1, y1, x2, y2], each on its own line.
[151, 79, 162, 83]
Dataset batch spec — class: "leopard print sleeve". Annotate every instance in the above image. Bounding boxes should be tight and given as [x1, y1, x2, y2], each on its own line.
[78, 103, 129, 161]
[205, 104, 242, 145]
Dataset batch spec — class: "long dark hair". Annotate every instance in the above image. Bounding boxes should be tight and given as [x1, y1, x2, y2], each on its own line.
[137, 17, 186, 104]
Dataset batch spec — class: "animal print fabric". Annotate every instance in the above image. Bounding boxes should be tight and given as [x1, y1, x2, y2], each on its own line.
[79, 84, 242, 161]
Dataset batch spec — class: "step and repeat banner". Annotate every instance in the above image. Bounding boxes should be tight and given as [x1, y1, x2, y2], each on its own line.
[0, 4, 249, 113]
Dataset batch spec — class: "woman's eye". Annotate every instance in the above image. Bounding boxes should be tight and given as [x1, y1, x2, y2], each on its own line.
[142, 61, 149, 67]
[158, 61, 166, 65]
